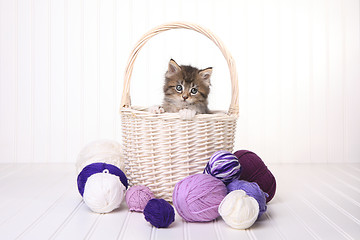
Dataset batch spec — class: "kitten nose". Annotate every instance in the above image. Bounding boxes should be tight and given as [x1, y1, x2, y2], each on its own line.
[182, 95, 188, 100]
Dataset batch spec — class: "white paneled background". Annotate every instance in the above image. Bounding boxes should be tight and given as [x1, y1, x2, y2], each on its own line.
[0, 0, 359, 164]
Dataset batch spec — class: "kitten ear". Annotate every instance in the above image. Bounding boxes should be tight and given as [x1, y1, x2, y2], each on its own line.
[166, 59, 181, 77]
[199, 67, 212, 85]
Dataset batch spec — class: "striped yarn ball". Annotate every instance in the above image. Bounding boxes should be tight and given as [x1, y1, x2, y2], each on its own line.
[204, 150, 242, 185]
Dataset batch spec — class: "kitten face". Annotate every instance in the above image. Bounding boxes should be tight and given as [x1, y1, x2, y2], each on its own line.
[162, 59, 212, 114]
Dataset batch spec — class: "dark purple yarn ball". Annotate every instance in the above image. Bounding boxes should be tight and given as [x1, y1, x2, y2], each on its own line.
[227, 179, 268, 217]
[234, 150, 276, 203]
[77, 162, 128, 196]
[144, 199, 175, 228]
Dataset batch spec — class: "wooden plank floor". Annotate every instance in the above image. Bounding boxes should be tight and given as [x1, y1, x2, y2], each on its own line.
[0, 163, 359, 240]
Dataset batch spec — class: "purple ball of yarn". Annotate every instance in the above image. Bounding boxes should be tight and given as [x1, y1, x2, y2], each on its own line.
[143, 199, 175, 228]
[172, 174, 227, 222]
[126, 185, 155, 212]
[204, 150, 242, 185]
[234, 150, 276, 203]
[77, 162, 128, 196]
[227, 180, 268, 217]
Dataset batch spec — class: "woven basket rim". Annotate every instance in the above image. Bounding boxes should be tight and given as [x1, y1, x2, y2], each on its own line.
[121, 106, 238, 120]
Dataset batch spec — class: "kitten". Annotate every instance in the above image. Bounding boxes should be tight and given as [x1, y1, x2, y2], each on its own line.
[149, 59, 212, 119]
[162, 59, 212, 114]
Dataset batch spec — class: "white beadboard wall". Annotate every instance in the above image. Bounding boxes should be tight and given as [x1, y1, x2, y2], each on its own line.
[0, 0, 359, 164]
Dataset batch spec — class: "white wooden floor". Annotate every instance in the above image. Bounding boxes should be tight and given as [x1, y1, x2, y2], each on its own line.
[0, 163, 359, 240]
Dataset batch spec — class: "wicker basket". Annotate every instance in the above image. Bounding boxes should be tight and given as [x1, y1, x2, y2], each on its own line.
[120, 22, 239, 201]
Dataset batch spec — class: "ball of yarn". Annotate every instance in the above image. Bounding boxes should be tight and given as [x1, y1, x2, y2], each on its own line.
[204, 150, 242, 185]
[172, 174, 227, 222]
[77, 163, 128, 213]
[76, 139, 124, 174]
[126, 185, 155, 212]
[227, 180, 268, 217]
[83, 171, 126, 213]
[218, 190, 259, 230]
[143, 199, 175, 228]
[77, 162, 128, 196]
[234, 150, 276, 202]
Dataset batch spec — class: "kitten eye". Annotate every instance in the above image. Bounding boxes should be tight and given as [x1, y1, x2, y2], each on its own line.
[175, 85, 183, 92]
[191, 88, 198, 95]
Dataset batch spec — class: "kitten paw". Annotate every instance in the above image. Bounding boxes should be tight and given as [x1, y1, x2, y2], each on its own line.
[179, 109, 196, 120]
[148, 105, 165, 114]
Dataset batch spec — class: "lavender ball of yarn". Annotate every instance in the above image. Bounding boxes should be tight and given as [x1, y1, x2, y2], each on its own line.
[204, 150, 242, 185]
[126, 185, 155, 212]
[227, 180, 268, 217]
[143, 199, 175, 228]
[172, 174, 227, 222]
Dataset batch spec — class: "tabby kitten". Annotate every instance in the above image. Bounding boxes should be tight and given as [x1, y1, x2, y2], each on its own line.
[162, 59, 212, 114]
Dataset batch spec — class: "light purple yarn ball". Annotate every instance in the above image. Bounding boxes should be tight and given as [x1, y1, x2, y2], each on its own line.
[227, 180, 268, 217]
[204, 150, 242, 185]
[172, 174, 227, 222]
[125, 185, 155, 212]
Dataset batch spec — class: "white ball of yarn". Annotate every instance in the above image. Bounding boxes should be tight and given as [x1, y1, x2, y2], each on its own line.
[83, 170, 126, 213]
[76, 139, 124, 174]
[218, 190, 260, 230]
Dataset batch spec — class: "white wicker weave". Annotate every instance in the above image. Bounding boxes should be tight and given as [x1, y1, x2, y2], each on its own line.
[120, 22, 239, 201]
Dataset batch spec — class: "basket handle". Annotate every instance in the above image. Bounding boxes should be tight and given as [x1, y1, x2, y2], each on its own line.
[120, 22, 239, 115]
